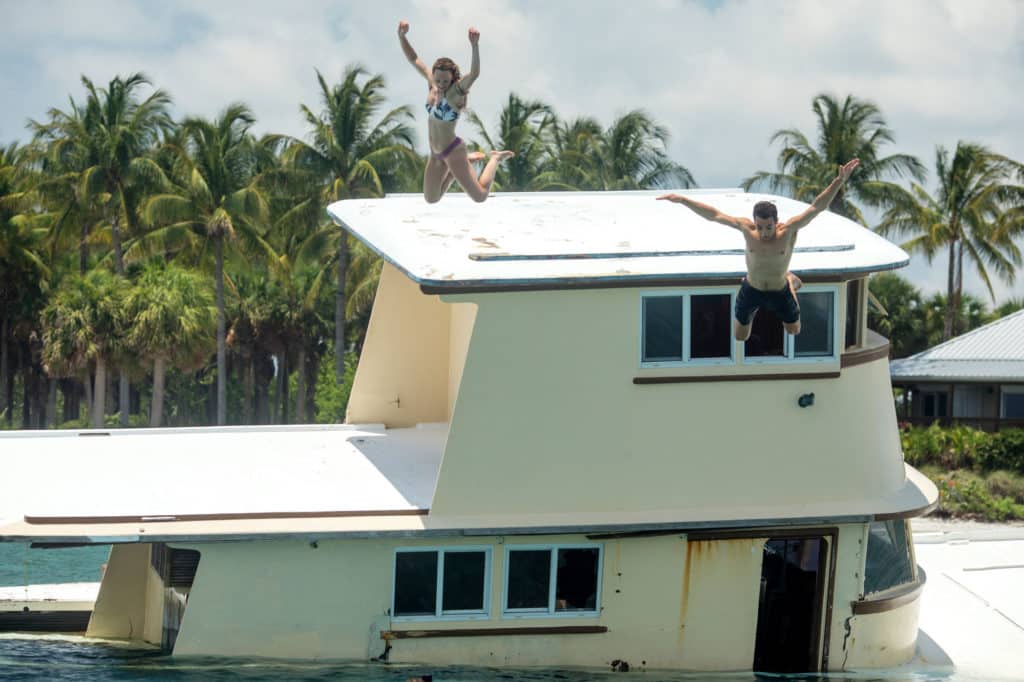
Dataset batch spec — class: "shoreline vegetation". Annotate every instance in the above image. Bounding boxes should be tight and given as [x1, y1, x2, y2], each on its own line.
[903, 424, 1024, 521]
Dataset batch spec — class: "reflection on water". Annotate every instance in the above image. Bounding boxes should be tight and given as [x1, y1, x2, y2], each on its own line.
[0, 633, 968, 682]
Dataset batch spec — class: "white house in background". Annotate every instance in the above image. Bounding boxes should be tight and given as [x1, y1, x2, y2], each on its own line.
[0, 190, 936, 674]
[890, 308, 1024, 431]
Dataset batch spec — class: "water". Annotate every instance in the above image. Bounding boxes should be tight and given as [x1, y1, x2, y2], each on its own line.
[0, 544, 988, 681]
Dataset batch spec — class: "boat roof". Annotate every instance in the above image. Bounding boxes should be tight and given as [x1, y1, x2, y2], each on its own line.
[326, 190, 909, 292]
[0, 422, 934, 544]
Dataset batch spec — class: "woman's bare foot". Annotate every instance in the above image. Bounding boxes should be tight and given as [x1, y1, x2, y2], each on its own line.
[467, 151, 486, 163]
[491, 150, 515, 162]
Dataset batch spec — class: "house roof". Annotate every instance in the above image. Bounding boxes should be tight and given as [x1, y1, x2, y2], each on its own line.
[326, 190, 909, 291]
[890, 308, 1024, 382]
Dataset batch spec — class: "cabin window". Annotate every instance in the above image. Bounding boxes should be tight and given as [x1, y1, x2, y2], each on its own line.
[503, 545, 602, 616]
[1002, 386, 1024, 419]
[641, 290, 735, 366]
[744, 287, 838, 363]
[392, 548, 491, 619]
[863, 520, 916, 594]
[845, 279, 863, 349]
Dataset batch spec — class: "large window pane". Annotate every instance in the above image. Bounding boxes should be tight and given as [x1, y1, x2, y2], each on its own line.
[643, 296, 683, 362]
[394, 551, 438, 616]
[690, 294, 732, 359]
[795, 291, 834, 357]
[507, 550, 551, 610]
[1003, 392, 1024, 418]
[744, 308, 785, 357]
[864, 520, 915, 594]
[555, 548, 600, 612]
[442, 551, 486, 613]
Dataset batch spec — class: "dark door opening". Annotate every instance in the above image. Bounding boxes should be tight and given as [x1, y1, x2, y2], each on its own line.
[753, 537, 826, 673]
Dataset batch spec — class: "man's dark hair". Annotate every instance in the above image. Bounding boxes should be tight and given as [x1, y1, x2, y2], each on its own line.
[752, 201, 778, 220]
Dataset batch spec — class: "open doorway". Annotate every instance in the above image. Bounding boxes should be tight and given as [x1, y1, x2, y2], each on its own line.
[753, 536, 827, 673]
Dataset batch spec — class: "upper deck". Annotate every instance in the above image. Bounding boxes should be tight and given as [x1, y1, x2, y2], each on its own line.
[326, 190, 909, 291]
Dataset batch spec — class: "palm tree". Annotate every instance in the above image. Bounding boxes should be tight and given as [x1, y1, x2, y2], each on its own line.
[742, 93, 925, 222]
[1, 142, 49, 424]
[468, 93, 553, 191]
[39, 269, 125, 428]
[139, 104, 273, 425]
[592, 111, 694, 190]
[29, 74, 171, 426]
[876, 142, 1024, 338]
[533, 116, 604, 190]
[125, 263, 216, 426]
[275, 65, 417, 385]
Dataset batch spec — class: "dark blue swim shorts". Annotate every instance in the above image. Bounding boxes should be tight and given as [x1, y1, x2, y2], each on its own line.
[734, 278, 800, 325]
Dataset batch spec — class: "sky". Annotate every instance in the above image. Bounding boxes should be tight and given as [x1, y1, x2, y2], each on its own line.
[2, 0, 1023, 304]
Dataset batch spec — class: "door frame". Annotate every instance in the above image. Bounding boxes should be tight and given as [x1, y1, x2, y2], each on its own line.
[688, 526, 839, 672]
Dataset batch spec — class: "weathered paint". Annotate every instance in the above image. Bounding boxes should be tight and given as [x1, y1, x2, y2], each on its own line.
[844, 599, 923, 668]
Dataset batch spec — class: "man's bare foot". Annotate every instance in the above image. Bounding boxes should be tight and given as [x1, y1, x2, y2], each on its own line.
[491, 150, 515, 161]
[787, 273, 803, 292]
[467, 151, 486, 163]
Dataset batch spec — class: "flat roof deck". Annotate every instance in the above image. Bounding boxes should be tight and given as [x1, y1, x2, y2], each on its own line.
[326, 191, 909, 290]
[0, 423, 446, 527]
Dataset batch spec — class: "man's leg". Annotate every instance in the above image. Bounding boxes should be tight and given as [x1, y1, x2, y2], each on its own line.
[734, 317, 753, 341]
[783, 275, 801, 335]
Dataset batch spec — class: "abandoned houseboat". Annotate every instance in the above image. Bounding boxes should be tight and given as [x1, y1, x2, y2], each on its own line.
[0, 189, 936, 673]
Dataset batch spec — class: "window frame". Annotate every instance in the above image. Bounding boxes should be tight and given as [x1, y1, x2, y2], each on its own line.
[391, 546, 493, 622]
[1001, 385, 1024, 419]
[740, 284, 840, 365]
[501, 543, 604, 619]
[640, 288, 737, 368]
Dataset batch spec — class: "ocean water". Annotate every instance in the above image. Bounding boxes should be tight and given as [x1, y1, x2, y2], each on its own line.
[0, 543, 992, 681]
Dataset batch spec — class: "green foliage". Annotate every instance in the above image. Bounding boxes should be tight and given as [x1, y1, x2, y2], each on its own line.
[899, 423, 989, 469]
[932, 470, 1024, 521]
[976, 429, 1024, 473]
[313, 344, 357, 424]
[985, 470, 1024, 503]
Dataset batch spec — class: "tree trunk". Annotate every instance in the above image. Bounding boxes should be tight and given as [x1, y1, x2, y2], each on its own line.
[275, 352, 289, 425]
[151, 356, 166, 428]
[21, 365, 31, 429]
[119, 370, 130, 427]
[243, 357, 254, 425]
[83, 374, 93, 423]
[79, 220, 88, 275]
[295, 345, 307, 423]
[0, 315, 8, 423]
[92, 359, 107, 428]
[943, 237, 957, 340]
[953, 242, 964, 337]
[215, 235, 227, 425]
[46, 378, 57, 428]
[335, 231, 349, 384]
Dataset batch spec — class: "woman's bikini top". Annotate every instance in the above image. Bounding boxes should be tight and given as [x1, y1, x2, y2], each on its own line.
[425, 85, 464, 122]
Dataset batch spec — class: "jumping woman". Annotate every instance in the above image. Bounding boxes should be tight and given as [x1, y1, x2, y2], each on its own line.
[397, 20, 513, 203]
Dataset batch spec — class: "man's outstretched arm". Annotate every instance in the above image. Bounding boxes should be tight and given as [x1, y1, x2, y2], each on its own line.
[784, 158, 860, 231]
[656, 194, 748, 232]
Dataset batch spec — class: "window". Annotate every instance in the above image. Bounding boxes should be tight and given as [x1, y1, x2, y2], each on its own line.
[393, 548, 490, 619]
[1002, 386, 1024, 419]
[504, 545, 602, 616]
[921, 391, 949, 418]
[641, 290, 734, 366]
[845, 279, 862, 349]
[743, 287, 838, 362]
[863, 520, 916, 594]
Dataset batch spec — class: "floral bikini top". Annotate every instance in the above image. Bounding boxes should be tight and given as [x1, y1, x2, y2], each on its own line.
[425, 96, 459, 122]
[425, 85, 464, 122]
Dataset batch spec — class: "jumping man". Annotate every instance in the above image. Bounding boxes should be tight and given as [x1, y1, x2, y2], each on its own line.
[657, 158, 859, 340]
